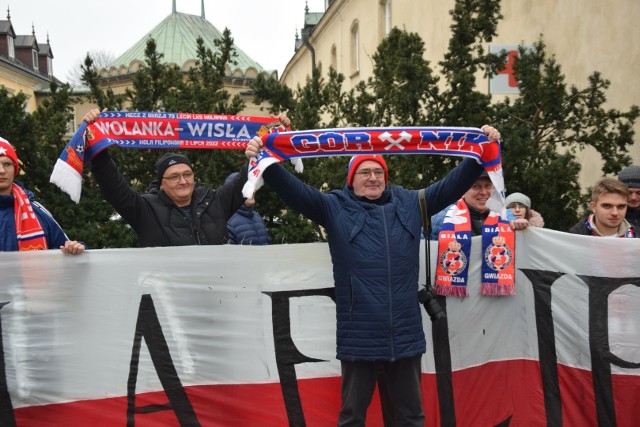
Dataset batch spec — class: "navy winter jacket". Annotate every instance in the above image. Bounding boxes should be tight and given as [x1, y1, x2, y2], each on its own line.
[262, 158, 484, 361]
[0, 181, 69, 251]
[226, 205, 271, 245]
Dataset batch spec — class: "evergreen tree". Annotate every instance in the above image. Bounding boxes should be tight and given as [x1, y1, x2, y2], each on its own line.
[494, 39, 639, 230]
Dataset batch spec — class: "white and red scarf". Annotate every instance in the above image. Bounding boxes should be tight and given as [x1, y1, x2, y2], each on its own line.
[435, 199, 515, 297]
[12, 183, 48, 251]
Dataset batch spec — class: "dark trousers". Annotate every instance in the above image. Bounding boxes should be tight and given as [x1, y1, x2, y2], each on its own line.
[338, 356, 424, 427]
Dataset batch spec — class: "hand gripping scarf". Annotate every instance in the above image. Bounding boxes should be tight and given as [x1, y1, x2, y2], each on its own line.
[12, 183, 48, 251]
[435, 199, 515, 297]
[50, 112, 289, 203]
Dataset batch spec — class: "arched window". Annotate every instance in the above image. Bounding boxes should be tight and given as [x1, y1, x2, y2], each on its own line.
[350, 21, 359, 75]
[32, 49, 38, 71]
[380, 0, 392, 36]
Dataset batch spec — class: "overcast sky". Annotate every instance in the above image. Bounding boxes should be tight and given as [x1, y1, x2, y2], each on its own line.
[7, 0, 326, 82]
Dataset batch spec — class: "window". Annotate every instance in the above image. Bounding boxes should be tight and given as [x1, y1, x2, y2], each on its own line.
[380, 0, 392, 36]
[350, 21, 359, 75]
[32, 50, 38, 70]
[8, 35, 14, 59]
[66, 107, 77, 135]
[330, 44, 337, 71]
[47, 57, 53, 77]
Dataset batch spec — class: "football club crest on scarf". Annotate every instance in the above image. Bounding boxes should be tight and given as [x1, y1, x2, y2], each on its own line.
[435, 199, 515, 297]
[481, 213, 516, 295]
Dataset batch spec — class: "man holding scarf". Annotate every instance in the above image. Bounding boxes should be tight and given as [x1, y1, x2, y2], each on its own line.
[0, 138, 84, 254]
[82, 109, 252, 247]
[245, 124, 501, 426]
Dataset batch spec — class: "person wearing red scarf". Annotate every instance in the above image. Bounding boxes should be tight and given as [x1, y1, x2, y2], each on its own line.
[0, 138, 84, 254]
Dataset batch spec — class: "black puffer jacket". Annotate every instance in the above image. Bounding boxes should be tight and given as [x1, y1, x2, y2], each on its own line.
[91, 150, 248, 247]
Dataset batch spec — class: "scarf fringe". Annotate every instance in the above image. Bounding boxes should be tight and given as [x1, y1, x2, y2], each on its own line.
[435, 285, 469, 298]
[50, 159, 83, 204]
[481, 283, 516, 296]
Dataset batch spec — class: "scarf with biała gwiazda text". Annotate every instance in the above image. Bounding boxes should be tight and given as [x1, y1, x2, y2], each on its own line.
[435, 198, 515, 297]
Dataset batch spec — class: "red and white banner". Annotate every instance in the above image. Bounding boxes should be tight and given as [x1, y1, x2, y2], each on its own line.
[0, 228, 638, 426]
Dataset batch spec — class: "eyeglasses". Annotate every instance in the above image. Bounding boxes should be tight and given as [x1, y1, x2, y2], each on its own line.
[355, 168, 385, 178]
[162, 171, 194, 183]
[0, 161, 14, 170]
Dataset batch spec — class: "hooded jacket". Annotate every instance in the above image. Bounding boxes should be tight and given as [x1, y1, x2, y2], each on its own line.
[0, 181, 69, 251]
[262, 158, 484, 361]
[91, 150, 248, 247]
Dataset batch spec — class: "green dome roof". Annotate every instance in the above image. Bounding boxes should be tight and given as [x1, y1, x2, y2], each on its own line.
[109, 11, 266, 75]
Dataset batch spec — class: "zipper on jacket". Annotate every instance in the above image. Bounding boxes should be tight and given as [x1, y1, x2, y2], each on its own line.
[381, 206, 395, 361]
[190, 190, 210, 245]
[179, 207, 202, 245]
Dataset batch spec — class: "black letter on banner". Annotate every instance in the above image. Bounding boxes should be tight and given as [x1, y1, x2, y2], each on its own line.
[265, 288, 335, 427]
[520, 269, 566, 426]
[429, 296, 456, 427]
[127, 294, 200, 426]
[0, 302, 16, 427]
[578, 275, 640, 427]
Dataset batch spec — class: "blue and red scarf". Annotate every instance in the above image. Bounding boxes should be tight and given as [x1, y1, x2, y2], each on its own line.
[435, 199, 515, 297]
[50, 112, 287, 202]
[243, 126, 505, 211]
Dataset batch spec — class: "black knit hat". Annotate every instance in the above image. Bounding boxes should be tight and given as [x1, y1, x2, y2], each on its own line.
[155, 153, 192, 182]
[618, 165, 640, 189]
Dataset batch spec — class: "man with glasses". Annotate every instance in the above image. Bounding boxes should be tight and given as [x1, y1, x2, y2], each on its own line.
[83, 109, 250, 247]
[0, 138, 85, 254]
[246, 124, 501, 426]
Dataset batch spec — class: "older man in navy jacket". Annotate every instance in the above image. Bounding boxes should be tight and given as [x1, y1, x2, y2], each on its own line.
[246, 124, 501, 426]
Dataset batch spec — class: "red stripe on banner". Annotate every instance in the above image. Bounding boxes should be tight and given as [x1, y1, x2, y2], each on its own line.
[611, 370, 640, 425]
[14, 377, 389, 426]
[423, 359, 640, 427]
[13, 362, 640, 426]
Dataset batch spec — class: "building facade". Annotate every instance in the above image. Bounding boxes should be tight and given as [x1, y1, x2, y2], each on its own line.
[0, 12, 56, 113]
[283, 0, 640, 185]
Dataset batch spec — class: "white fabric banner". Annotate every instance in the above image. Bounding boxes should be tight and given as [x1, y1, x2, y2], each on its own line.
[0, 228, 638, 426]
